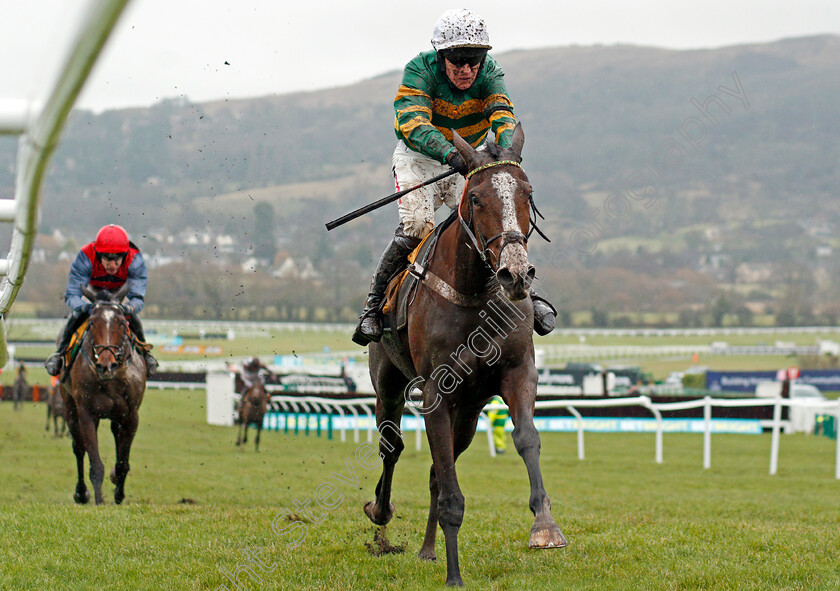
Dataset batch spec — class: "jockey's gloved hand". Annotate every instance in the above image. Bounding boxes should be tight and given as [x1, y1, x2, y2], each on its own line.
[123, 304, 134, 315]
[446, 151, 468, 176]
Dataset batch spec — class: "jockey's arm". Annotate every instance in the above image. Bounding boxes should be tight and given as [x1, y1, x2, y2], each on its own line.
[64, 251, 93, 312]
[125, 252, 147, 314]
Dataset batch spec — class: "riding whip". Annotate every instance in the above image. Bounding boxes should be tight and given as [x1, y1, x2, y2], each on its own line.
[325, 169, 458, 231]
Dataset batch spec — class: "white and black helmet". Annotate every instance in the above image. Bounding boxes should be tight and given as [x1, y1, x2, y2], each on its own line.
[430, 8, 492, 51]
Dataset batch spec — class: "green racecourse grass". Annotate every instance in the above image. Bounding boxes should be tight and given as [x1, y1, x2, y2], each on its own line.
[1, 390, 839, 590]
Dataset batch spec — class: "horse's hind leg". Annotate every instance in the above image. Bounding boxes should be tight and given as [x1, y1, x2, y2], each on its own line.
[364, 353, 408, 527]
[45, 405, 51, 431]
[111, 412, 138, 504]
[254, 424, 261, 452]
[418, 464, 439, 561]
[363, 394, 406, 526]
[503, 370, 567, 550]
[65, 400, 89, 504]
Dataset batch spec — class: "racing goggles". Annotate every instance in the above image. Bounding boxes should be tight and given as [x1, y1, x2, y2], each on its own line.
[442, 48, 487, 68]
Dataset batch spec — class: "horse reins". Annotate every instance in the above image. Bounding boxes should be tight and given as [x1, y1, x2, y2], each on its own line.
[458, 160, 550, 270]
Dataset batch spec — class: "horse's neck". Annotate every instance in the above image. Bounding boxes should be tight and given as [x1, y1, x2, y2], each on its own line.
[432, 221, 494, 296]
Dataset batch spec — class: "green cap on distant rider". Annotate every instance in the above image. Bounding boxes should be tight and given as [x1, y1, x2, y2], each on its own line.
[352, 8, 556, 346]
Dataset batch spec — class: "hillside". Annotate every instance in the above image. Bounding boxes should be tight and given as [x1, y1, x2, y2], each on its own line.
[2, 35, 839, 324]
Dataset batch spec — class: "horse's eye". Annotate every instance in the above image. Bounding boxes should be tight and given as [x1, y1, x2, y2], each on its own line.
[470, 194, 480, 206]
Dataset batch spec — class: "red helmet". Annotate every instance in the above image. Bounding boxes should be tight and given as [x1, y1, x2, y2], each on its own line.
[94, 224, 129, 254]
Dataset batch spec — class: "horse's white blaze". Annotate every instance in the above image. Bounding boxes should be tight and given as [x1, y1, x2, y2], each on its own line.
[491, 172, 529, 272]
[492, 172, 519, 232]
[100, 307, 116, 329]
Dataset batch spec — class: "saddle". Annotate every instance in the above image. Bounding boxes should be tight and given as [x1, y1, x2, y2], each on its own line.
[382, 211, 459, 331]
[62, 319, 91, 373]
[379, 212, 459, 380]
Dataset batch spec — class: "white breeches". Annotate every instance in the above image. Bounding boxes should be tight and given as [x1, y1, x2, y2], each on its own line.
[393, 141, 466, 239]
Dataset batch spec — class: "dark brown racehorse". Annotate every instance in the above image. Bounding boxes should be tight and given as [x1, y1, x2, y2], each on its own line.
[365, 124, 566, 586]
[45, 380, 67, 437]
[61, 284, 146, 505]
[236, 379, 268, 452]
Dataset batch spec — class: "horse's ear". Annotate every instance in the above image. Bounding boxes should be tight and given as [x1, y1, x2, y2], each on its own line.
[507, 122, 525, 163]
[81, 284, 97, 303]
[113, 283, 130, 303]
[452, 129, 482, 172]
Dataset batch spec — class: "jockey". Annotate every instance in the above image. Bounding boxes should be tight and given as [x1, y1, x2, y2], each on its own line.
[44, 224, 158, 378]
[486, 395, 510, 454]
[241, 356, 270, 390]
[352, 8, 556, 346]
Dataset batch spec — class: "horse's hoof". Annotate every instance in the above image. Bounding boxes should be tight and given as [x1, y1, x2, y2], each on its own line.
[74, 490, 90, 504]
[363, 501, 394, 526]
[445, 575, 464, 587]
[110, 469, 117, 485]
[528, 522, 568, 549]
[417, 547, 437, 562]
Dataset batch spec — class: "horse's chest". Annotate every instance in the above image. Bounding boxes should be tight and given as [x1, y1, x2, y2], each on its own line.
[83, 384, 130, 417]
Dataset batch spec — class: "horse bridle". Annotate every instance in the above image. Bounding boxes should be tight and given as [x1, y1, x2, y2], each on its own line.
[81, 303, 131, 372]
[458, 160, 550, 270]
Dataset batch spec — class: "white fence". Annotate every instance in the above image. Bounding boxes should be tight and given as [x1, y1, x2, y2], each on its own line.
[206, 370, 840, 479]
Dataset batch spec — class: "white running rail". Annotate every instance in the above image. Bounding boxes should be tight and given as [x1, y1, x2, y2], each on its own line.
[0, 0, 132, 365]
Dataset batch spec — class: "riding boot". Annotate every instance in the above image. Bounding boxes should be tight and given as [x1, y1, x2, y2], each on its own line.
[45, 309, 88, 376]
[127, 314, 159, 378]
[352, 230, 421, 346]
[530, 288, 557, 336]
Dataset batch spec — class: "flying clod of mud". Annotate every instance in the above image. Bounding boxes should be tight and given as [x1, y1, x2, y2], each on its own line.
[365, 527, 405, 556]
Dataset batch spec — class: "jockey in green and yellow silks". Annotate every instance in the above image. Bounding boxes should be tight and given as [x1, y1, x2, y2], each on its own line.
[486, 395, 509, 454]
[351, 8, 556, 346]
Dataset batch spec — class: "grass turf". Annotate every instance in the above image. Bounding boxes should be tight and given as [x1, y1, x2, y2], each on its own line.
[0, 390, 838, 590]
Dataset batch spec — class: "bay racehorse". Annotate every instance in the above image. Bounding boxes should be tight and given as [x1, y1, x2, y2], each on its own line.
[45, 379, 67, 437]
[61, 283, 146, 504]
[364, 124, 567, 586]
[236, 377, 268, 451]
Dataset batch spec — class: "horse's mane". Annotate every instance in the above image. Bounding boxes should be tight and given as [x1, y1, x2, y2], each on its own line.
[483, 137, 522, 163]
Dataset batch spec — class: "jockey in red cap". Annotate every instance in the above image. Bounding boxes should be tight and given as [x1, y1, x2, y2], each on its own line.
[45, 224, 158, 377]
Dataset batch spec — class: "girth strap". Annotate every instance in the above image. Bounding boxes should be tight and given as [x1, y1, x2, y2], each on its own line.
[410, 261, 501, 308]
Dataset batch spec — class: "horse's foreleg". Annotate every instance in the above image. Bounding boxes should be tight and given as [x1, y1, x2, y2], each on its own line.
[254, 424, 261, 452]
[111, 413, 138, 504]
[418, 407, 480, 565]
[504, 374, 567, 550]
[65, 401, 89, 504]
[424, 400, 466, 587]
[45, 405, 51, 431]
[77, 409, 105, 505]
[364, 396, 405, 526]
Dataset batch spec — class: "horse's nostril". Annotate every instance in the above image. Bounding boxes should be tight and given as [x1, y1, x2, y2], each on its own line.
[496, 267, 514, 288]
[524, 265, 536, 287]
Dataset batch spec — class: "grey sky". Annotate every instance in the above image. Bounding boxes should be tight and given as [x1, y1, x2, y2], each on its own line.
[4, 0, 839, 112]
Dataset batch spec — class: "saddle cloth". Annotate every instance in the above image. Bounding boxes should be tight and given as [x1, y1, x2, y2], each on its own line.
[381, 211, 458, 331]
